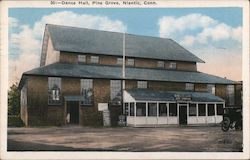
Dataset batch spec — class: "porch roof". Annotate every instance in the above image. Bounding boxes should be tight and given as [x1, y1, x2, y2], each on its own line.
[22, 62, 235, 84]
[125, 89, 225, 103]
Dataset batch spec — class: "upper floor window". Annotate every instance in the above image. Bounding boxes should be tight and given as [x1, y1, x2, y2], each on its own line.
[137, 81, 147, 89]
[80, 79, 93, 105]
[227, 85, 235, 106]
[117, 58, 123, 65]
[91, 56, 99, 64]
[78, 55, 86, 63]
[48, 77, 61, 105]
[169, 62, 177, 69]
[186, 83, 194, 91]
[207, 84, 215, 94]
[110, 80, 121, 102]
[127, 58, 134, 66]
[157, 61, 164, 68]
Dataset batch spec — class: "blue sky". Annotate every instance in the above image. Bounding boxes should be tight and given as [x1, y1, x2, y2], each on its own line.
[8, 7, 243, 85]
[9, 8, 242, 36]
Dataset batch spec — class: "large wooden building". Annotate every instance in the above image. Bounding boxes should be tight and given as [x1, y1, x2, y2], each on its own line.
[18, 24, 242, 127]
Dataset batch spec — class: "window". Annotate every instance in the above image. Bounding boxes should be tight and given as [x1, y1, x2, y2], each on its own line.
[127, 58, 134, 66]
[48, 77, 61, 105]
[227, 85, 235, 106]
[117, 58, 123, 65]
[157, 61, 164, 68]
[78, 55, 86, 63]
[186, 83, 194, 91]
[198, 104, 206, 116]
[148, 103, 157, 116]
[159, 103, 167, 116]
[208, 104, 215, 116]
[217, 104, 223, 115]
[130, 103, 135, 116]
[80, 79, 93, 105]
[207, 84, 215, 94]
[189, 103, 197, 116]
[136, 103, 146, 116]
[137, 81, 147, 89]
[169, 103, 177, 116]
[90, 56, 99, 64]
[169, 62, 177, 69]
[124, 103, 129, 115]
[110, 80, 121, 102]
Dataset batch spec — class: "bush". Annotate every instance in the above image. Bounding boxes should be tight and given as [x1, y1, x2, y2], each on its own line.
[8, 115, 25, 127]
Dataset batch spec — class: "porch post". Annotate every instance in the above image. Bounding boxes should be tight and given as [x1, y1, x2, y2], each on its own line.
[146, 102, 148, 125]
[215, 103, 217, 123]
[167, 102, 169, 124]
[196, 103, 198, 123]
[205, 103, 208, 124]
[134, 102, 137, 127]
[157, 102, 159, 125]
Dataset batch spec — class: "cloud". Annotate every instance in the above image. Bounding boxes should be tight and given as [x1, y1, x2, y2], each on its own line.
[158, 13, 242, 81]
[9, 17, 19, 28]
[158, 13, 242, 47]
[9, 11, 127, 86]
[158, 13, 217, 38]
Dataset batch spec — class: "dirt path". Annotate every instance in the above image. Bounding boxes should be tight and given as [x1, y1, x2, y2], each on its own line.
[7, 126, 242, 152]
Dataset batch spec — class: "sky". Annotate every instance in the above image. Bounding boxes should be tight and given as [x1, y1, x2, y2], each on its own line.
[8, 8, 242, 86]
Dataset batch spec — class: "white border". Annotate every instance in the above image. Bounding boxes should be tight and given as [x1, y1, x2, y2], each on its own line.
[1, 0, 249, 159]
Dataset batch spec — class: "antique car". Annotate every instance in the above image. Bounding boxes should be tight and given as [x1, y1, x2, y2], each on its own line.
[221, 107, 242, 132]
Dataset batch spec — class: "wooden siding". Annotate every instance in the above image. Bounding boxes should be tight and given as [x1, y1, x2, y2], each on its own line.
[59, 52, 197, 71]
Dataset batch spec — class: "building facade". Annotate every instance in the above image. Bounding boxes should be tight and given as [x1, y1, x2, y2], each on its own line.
[19, 24, 241, 127]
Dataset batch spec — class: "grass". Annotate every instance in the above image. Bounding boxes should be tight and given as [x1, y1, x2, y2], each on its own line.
[8, 115, 25, 127]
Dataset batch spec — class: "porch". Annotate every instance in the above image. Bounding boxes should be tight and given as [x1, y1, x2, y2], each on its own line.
[123, 89, 225, 127]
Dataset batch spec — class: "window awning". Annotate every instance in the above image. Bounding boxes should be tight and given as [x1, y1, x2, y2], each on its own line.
[124, 89, 225, 103]
[64, 95, 84, 101]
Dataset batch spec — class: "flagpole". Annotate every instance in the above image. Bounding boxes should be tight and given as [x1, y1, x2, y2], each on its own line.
[122, 32, 126, 115]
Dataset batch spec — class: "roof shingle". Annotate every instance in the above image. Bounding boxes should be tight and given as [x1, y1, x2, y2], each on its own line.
[47, 24, 204, 63]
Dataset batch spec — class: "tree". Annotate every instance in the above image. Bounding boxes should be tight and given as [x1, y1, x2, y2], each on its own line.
[8, 83, 20, 115]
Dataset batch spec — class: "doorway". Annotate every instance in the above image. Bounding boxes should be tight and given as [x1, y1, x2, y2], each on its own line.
[66, 101, 79, 124]
[179, 104, 187, 125]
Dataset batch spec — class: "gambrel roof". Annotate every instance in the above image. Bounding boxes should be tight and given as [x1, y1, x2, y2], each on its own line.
[22, 63, 235, 85]
[46, 24, 204, 63]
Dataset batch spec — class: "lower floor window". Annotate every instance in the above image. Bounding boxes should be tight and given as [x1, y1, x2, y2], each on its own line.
[208, 104, 215, 116]
[169, 103, 177, 116]
[198, 104, 206, 116]
[148, 103, 157, 116]
[130, 103, 134, 116]
[217, 104, 224, 115]
[159, 103, 167, 116]
[136, 103, 146, 116]
[189, 103, 197, 116]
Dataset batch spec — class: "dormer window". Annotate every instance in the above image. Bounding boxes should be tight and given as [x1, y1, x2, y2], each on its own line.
[117, 58, 123, 65]
[185, 83, 194, 91]
[127, 58, 134, 66]
[78, 55, 86, 63]
[157, 61, 164, 68]
[137, 81, 147, 89]
[169, 62, 177, 69]
[91, 56, 99, 64]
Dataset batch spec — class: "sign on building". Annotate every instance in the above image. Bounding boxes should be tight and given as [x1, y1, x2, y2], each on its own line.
[98, 103, 108, 111]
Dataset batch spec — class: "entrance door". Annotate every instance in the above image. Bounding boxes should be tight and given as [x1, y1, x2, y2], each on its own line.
[179, 104, 187, 125]
[67, 101, 79, 124]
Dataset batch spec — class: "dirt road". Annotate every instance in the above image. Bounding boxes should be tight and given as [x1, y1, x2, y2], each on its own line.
[7, 125, 242, 152]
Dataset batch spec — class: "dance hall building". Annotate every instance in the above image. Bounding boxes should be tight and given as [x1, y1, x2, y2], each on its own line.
[18, 24, 242, 127]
